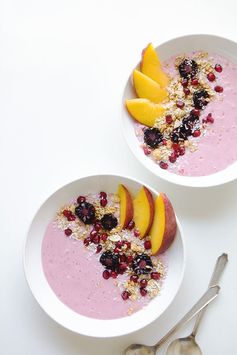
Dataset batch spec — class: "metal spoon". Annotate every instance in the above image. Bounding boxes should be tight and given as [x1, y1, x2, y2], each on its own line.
[166, 253, 228, 355]
[122, 285, 220, 355]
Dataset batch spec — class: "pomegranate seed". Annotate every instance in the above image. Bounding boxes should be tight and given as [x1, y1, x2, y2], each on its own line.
[134, 229, 140, 238]
[143, 146, 151, 155]
[176, 100, 185, 109]
[183, 88, 190, 96]
[140, 288, 147, 297]
[68, 214, 76, 221]
[127, 255, 133, 264]
[114, 247, 120, 253]
[124, 241, 131, 249]
[77, 196, 86, 204]
[103, 270, 110, 279]
[130, 275, 139, 283]
[181, 78, 189, 87]
[84, 237, 91, 246]
[119, 262, 128, 271]
[64, 228, 72, 236]
[191, 108, 200, 117]
[165, 115, 173, 124]
[172, 143, 180, 151]
[202, 118, 207, 124]
[90, 229, 98, 238]
[101, 233, 108, 242]
[100, 198, 107, 207]
[116, 241, 123, 248]
[96, 244, 102, 253]
[92, 234, 100, 244]
[151, 272, 161, 280]
[207, 72, 216, 82]
[191, 78, 199, 86]
[144, 240, 151, 250]
[193, 130, 201, 137]
[127, 220, 135, 230]
[63, 210, 71, 218]
[159, 161, 168, 169]
[120, 254, 127, 262]
[162, 139, 167, 145]
[94, 222, 102, 231]
[169, 152, 177, 163]
[99, 191, 107, 199]
[179, 146, 186, 156]
[111, 271, 118, 278]
[214, 85, 223, 93]
[215, 64, 222, 73]
[206, 113, 214, 123]
[140, 279, 148, 288]
[121, 291, 130, 300]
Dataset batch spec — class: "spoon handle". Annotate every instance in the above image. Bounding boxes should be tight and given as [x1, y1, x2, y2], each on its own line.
[154, 285, 220, 349]
[191, 253, 228, 337]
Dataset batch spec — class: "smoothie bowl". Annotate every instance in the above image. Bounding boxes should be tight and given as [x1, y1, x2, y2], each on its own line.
[24, 175, 185, 337]
[122, 35, 237, 187]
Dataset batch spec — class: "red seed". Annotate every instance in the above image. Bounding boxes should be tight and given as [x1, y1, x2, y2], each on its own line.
[159, 161, 168, 169]
[100, 198, 107, 207]
[165, 115, 173, 124]
[63, 210, 71, 218]
[207, 72, 216, 82]
[162, 139, 167, 145]
[191, 108, 200, 117]
[214, 85, 223, 93]
[202, 118, 207, 124]
[206, 113, 214, 123]
[127, 220, 135, 230]
[181, 78, 189, 87]
[94, 222, 102, 231]
[140, 279, 148, 288]
[179, 146, 186, 156]
[67, 214, 76, 221]
[130, 274, 139, 283]
[90, 229, 98, 238]
[92, 234, 100, 244]
[151, 272, 161, 280]
[96, 244, 102, 253]
[215, 64, 223, 73]
[101, 233, 108, 242]
[120, 254, 127, 262]
[99, 191, 107, 199]
[84, 237, 91, 246]
[119, 262, 128, 271]
[77, 196, 86, 204]
[134, 229, 140, 237]
[191, 78, 199, 86]
[103, 270, 110, 280]
[124, 241, 131, 249]
[176, 100, 185, 109]
[169, 152, 177, 163]
[172, 143, 180, 151]
[111, 271, 118, 278]
[143, 146, 151, 155]
[193, 130, 201, 137]
[114, 247, 120, 253]
[116, 241, 123, 248]
[183, 88, 190, 96]
[144, 240, 151, 250]
[64, 228, 72, 236]
[140, 288, 147, 297]
[126, 255, 133, 264]
[121, 291, 130, 300]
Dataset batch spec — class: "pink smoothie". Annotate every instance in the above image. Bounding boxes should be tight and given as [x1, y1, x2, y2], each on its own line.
[136, 52, 237, 176]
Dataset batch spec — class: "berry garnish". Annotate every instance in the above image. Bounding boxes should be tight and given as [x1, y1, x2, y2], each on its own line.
[94, 222, 102, 231]
[119, 262, 128, 272]
[176, 100, 185, 109]
[181, 78, 189, 87]
[130, 275, 139, 283]
[124, 241, 131, 249]
[178, 59, 198, 79]
[127, 220, 135, 230]
[144, 240, 151, 250]
[96, 244, 102, 253]
[206, 113, 214, 123]
[140, 288, 147, 297]
[159, 161, 168, 169]
[191, 78, 199, 86]
[179, 146, 186, 156]
[183, 88, 190, 96]
[99, 191, 107, 199]
[100, 198, 107, 207]
[191, 108, 200, 117]
[143, 146, 151, 155]
[144, 127, 163, 148]
[193, 90, 209, 109]
[140, 279, 148, 288]
[102, 270, 110, 279]
[207, 72, 216, 82]
[215, 64, 222, 73]
[134, 229, 140, 237]
[214, 85, 223, 93]
[101, 233, 108, 242]
[165, 115, 173, 124]
[132, 254, 153, 275]
[101, 213, 118, 231]
[193, 130, 201, 137]
[67, 214, 76, 221]
[92, 234, 100, 244]
[121, 291, 130, 300]
[75, 202, 96, 224]
[64, 228, 72, 236]
[127, 255, 133, 264]
[83, 236, 91, 246]
[77, 196, 86, 204]
[169, 152, 177, 163]
[100, 251, 119, 271]
[111, 271, 118, 278]
[151, 272, 161, 280]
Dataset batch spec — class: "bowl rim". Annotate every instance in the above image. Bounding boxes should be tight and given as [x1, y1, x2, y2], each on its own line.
[23, 173, 186, 337]
[121, 33, 237, 188]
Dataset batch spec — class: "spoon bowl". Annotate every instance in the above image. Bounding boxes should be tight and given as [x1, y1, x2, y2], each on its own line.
[166, 336, 202, 355]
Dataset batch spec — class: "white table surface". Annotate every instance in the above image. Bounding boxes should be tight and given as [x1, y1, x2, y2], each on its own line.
[1, 1, 237, 354]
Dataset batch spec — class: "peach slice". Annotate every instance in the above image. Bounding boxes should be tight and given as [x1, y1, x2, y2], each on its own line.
[125, 98, 165, 127]
[141, 43, 169, 88]
[118, 184, 133, 229]
[133, 69, 168, 104]
[150, 193, 177, 255]
[133, 186, 155, 238]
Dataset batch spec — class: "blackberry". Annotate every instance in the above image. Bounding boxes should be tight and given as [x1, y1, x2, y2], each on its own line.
[179, 123, 192, 140]
[193, 90, 209, 109]
[101, 213, 118, 231]
[178, 59, 198, 79]
[170, 130, 180, 143]
[100, 251, 119, 271]
[144, 128, 163, 149]
[132, 254, 153, 275]
[75, 202, 95, 224]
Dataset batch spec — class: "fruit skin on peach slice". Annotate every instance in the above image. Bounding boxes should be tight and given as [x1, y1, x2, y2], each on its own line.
[133, 186, 155, 238]
[118, 184, 134, 229]
[133, 69, 168, 104]
[125, 98, 165, 127]
[150, 193, 177, 255]
[141, 43, 169, 88]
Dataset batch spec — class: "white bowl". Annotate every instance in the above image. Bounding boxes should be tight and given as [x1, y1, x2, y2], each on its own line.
[24, 174, 185, 337]
[122, 34, 237, 187]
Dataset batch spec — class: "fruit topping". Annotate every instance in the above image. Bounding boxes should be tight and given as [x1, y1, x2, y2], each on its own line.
[207, 72, 216, 82]
[159, 161, 168, 169]
[215, 64, 222, 73]
[100, 251, 120, 271]
[75, 202, 96, 224]
[144, 127, 163, 148]
[214, 85, 223, 93]
[64, 228, 72, 236]
[77, 196, 86, 204]
[121, 290, 130, 300]
[176, 100, 185, 109]
[178, 59, 198, 79]
[102, 270, 111, 279]
[193, 89, 209, 109]
[132, 253, 153, 275]
[191, 78, 199, 86]
[100, 213, 118, 231]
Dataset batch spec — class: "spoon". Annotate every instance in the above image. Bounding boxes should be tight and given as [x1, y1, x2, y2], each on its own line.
[122, 285, 220, 355]
[166, 253, 228, 355]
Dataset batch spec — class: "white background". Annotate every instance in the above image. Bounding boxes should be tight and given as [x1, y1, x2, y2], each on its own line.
[1, 1, 237, 354]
